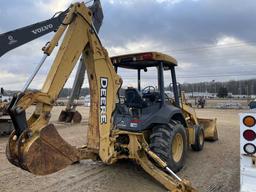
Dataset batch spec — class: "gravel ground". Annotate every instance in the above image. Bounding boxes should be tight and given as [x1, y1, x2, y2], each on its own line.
[0, 107, 243, 192]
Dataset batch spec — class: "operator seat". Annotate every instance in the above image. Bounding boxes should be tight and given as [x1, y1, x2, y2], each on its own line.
[125, 88, 147, 109]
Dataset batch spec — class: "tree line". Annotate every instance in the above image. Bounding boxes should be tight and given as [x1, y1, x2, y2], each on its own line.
[59, 79, 255, 98]
[3, 79, 256, 98]
[180, 79, 256, 96]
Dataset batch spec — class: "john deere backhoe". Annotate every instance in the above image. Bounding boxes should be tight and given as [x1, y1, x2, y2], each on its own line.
[5, 1, 218, 191]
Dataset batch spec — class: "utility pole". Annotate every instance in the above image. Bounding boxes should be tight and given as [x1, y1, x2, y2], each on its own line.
[247, 84, 249, 99]
[212, 80, 216, 97]
[239, 81, 242, 96]
[251, 83, 254, 97]
[192, 84, 194, 97]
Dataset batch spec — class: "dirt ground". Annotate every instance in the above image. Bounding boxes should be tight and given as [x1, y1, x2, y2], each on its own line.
[0, 107, 243, 192]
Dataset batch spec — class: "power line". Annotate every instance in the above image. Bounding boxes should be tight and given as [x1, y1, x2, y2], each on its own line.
[121, 72, 256, 79]
[176, 53, 256, 61]
[177, 74, 256, 79]
[170, 41, 256, 53]
[175, 62, 256, 71]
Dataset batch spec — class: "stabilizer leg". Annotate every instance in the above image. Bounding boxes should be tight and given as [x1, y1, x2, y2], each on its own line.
[133, 137, 197, 192]
[136, 151, 185, 192]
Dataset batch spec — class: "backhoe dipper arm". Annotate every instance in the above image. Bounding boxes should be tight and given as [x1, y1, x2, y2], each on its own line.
[6, 2, 121, 175]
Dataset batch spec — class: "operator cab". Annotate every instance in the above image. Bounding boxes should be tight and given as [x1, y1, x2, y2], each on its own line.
[111, 52, 182, 132]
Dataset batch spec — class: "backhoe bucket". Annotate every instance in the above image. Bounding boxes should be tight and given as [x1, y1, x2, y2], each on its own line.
[6, 124, 81, 175]
[58, 110, 82, 123]
[198, 118, 218, 141]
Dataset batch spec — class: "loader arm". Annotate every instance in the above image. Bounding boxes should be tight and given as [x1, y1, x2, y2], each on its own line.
[6, 2, 197, 192]
[180, 91, 218, 141]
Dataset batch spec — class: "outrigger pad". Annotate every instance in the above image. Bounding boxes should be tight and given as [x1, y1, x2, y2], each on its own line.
[20, 124, 80, 175]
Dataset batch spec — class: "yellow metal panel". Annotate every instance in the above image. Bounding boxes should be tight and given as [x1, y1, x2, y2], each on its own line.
[84, 42, 122, 161]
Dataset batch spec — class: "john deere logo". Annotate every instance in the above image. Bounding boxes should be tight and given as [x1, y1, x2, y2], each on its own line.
[100, 77, 108, 124]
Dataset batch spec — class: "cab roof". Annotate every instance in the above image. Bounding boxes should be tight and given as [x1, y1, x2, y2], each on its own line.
[110, 52, 177, 70]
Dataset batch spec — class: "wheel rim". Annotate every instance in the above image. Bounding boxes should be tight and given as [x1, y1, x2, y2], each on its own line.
[172, 133, 184, 163]
[199, 130, 204, 146]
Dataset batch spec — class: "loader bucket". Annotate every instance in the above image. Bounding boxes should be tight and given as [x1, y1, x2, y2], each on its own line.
[198, 118, 218, 141]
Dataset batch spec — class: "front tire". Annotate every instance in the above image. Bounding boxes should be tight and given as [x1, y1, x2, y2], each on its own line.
[191, 126, 204, 151]
[150, 122, 187, 173]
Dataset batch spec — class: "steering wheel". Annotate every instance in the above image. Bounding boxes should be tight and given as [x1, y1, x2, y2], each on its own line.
[142, 86, 156, 94]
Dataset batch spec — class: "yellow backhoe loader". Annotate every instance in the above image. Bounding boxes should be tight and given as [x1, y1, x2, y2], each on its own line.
[5, 2, 218, 191]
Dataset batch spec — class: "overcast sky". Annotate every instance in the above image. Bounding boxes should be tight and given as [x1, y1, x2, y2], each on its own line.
[0, 0, 256, 90]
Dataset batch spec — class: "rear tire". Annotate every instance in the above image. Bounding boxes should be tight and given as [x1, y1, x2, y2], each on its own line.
[150, 122, 187, 173]
[191, 126, 204, 151]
